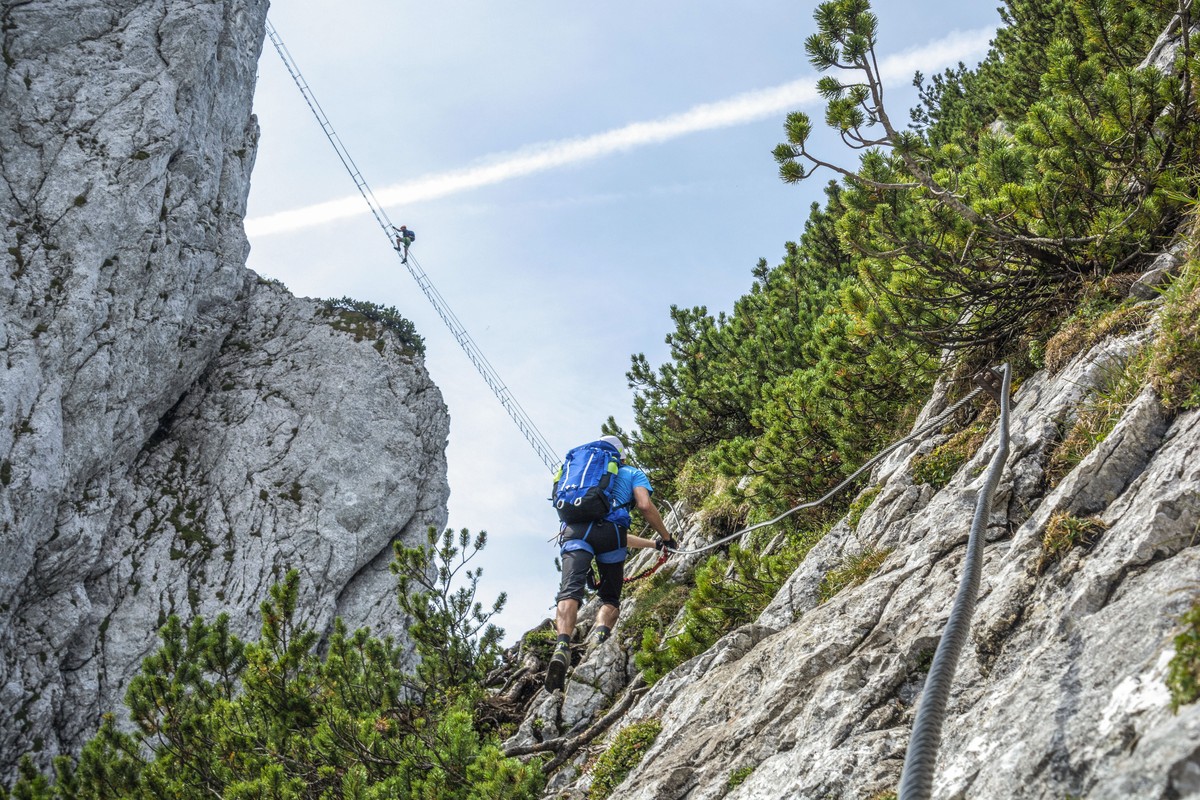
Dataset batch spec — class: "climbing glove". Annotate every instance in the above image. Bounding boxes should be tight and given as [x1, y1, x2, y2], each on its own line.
[654, 535, 677, 552]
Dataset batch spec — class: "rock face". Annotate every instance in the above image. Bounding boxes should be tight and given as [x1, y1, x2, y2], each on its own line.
[533, 315, 1200, 798]
[0, 0, 449, 773]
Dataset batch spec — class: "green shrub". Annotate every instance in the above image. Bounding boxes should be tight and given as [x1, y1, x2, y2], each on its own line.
[635, 518, 829, 683]
[588, 719, 662, 799]
[674, 453, 749, 538]
[392, 527, 506, 694]
[1167, 602, 1200, 712]
[321, 296, 425, 356]
[620, 571, 690, 649]
[910, 420, 990, 490]
[4, 536, 540, 800]
[633, 552, 743, 685]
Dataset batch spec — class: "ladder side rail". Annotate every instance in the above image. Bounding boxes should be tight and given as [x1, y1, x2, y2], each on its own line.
[400, 257, 557, 469]
[267, 21, 398, 238]
[265, 18, 560, 473]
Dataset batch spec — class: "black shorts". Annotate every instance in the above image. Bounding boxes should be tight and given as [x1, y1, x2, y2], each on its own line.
[556, 521, 627, 608]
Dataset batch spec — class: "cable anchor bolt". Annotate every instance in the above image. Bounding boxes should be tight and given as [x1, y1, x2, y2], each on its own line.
[972, 367, 1006, 405]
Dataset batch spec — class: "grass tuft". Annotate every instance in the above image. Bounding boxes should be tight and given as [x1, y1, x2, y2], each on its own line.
[818, 547, 892, 603]
[727, 764, 755, 790]
[1044, 301, 1154, 375]
[910, 418, 991, 490]
[588, 719, 662, 799]
[1149, 259, 1200, 411]
[1167, 602, 1200, 712]
[1045, 348, 1151, 486]
[1037, 512, 1107, 573]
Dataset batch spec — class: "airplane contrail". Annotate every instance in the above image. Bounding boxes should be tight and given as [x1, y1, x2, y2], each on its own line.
[246, 27, 993, 237]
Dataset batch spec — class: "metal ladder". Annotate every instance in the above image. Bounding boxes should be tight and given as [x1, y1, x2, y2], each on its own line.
[264, 18, 560, 473]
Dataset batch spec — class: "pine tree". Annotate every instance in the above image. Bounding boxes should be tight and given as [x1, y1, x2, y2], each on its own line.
[5, 536, 541, 799]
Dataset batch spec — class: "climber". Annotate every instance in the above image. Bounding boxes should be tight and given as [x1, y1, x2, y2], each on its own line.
[393, 225, 415, 262]
[545, 435, 676, 693]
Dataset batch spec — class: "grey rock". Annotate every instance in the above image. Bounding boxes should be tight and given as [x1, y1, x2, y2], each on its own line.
[756, 517, 852, 630]
[1130, 248, 1184, 300]
[507, 691, 565, 752]
[543, 756, 588, 798]
[1140, 21, 1200, 72]
[0, 0, 448, 772]
[560, 636, 635, 732]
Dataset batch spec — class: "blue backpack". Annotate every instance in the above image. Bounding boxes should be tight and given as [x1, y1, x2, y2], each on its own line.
[551, 440, 621, 524]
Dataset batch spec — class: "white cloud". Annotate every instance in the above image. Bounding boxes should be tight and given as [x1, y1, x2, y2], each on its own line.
[878, 27, 993, 82]
[246, 27, 994, 238]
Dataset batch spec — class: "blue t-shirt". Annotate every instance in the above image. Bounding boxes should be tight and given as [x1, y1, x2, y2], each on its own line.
[605, 465, 652, 528]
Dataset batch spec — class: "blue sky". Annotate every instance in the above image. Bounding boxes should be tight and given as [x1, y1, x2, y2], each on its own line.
[245, 1, 1004, 641]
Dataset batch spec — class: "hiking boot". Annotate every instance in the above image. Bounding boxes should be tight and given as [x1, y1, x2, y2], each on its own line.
[545, 642, 570, 692]
[584, 627, 610, 655]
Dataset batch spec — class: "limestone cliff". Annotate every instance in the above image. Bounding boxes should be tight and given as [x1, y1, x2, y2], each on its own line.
[0, 0, 449, 772]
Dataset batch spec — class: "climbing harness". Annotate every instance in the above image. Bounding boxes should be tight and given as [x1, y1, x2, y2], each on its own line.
[665, 377, 991, 557]
[264, 19, 559, 473]
[897, 364, 1012, 800]
[555, 519, 671, 586]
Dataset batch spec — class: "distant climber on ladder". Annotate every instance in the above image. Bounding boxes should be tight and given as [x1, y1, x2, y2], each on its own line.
[266, 18, 560, 472]
[393, 225, 415, 262]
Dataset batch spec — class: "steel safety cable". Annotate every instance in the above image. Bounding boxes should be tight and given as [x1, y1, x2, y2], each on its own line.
[666, 383, 987, 557]
[897, 363, 1012, 800]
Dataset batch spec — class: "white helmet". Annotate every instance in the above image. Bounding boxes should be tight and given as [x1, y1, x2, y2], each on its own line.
[599, 435, 624, 459]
